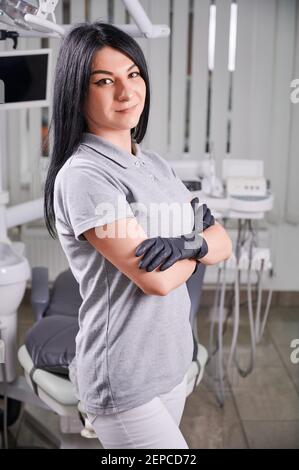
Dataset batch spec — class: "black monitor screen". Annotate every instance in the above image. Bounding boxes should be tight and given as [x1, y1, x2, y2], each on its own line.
[0, 53, 48, 104]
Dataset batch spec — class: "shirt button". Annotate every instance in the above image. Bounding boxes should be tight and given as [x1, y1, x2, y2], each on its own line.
[134, 160, 141, 167]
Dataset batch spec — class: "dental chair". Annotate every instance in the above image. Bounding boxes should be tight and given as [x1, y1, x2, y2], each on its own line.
[17, 264, 207, 448]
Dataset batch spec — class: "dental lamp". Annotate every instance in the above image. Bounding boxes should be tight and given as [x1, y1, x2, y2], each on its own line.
[0, 0, 38, 30]
[0, 0, 170, 39]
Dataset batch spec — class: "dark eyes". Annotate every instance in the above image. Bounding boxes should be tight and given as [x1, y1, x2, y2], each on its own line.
[95, 71, 140, 86]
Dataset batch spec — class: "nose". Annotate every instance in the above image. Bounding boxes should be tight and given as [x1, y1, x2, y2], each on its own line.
[116, 82, 134, 101]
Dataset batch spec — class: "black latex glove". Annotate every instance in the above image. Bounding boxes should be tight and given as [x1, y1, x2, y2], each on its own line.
[135, 197, 215, 272]
[200, 203, 215, 230]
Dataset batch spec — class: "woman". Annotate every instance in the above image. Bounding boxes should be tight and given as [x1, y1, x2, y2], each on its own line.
[44, 22, 232, 449]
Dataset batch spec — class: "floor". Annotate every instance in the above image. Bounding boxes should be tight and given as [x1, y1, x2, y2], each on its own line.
[2, 298, 299, 449]
[182, 304, 299, 449]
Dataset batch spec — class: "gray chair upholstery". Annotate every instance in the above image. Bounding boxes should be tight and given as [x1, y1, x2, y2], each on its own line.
[27, 267, 81, 375]
[30, 267, 81, 321]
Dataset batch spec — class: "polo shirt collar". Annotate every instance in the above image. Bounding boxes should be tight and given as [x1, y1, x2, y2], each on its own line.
[80, 132, 144, 169]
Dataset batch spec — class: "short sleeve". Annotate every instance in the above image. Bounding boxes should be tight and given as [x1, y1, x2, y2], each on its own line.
[55, 167, 135, 242]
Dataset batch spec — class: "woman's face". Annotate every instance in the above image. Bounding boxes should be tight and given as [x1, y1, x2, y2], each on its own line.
[84, 46, 146, 135]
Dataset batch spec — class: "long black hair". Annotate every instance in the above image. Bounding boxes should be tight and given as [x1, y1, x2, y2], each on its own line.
[44, 21, 151, 239]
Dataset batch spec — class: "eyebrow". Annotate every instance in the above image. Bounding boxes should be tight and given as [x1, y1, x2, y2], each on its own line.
[91, 63, 137, 76]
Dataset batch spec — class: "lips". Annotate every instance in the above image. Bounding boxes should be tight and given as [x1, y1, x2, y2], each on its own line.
[116, 104, 137, 112]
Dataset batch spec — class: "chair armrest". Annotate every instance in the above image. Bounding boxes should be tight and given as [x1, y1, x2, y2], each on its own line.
[31, 267, 50, 321]
[186, 263, 206, 333]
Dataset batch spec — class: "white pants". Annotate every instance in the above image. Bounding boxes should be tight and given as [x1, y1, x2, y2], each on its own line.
[87, 373, 189, 449]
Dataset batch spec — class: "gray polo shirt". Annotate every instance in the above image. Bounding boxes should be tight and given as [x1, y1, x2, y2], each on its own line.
[53, 132, 195, 416]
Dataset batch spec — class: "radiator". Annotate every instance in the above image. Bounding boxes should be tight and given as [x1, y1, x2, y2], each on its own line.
[21, 224, 69, 285]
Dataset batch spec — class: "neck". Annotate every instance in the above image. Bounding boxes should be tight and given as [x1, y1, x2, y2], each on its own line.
[87, 128, 134, 155]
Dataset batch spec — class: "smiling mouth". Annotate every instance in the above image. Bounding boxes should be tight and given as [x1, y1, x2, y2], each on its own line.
[116, 104, 137, 113]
